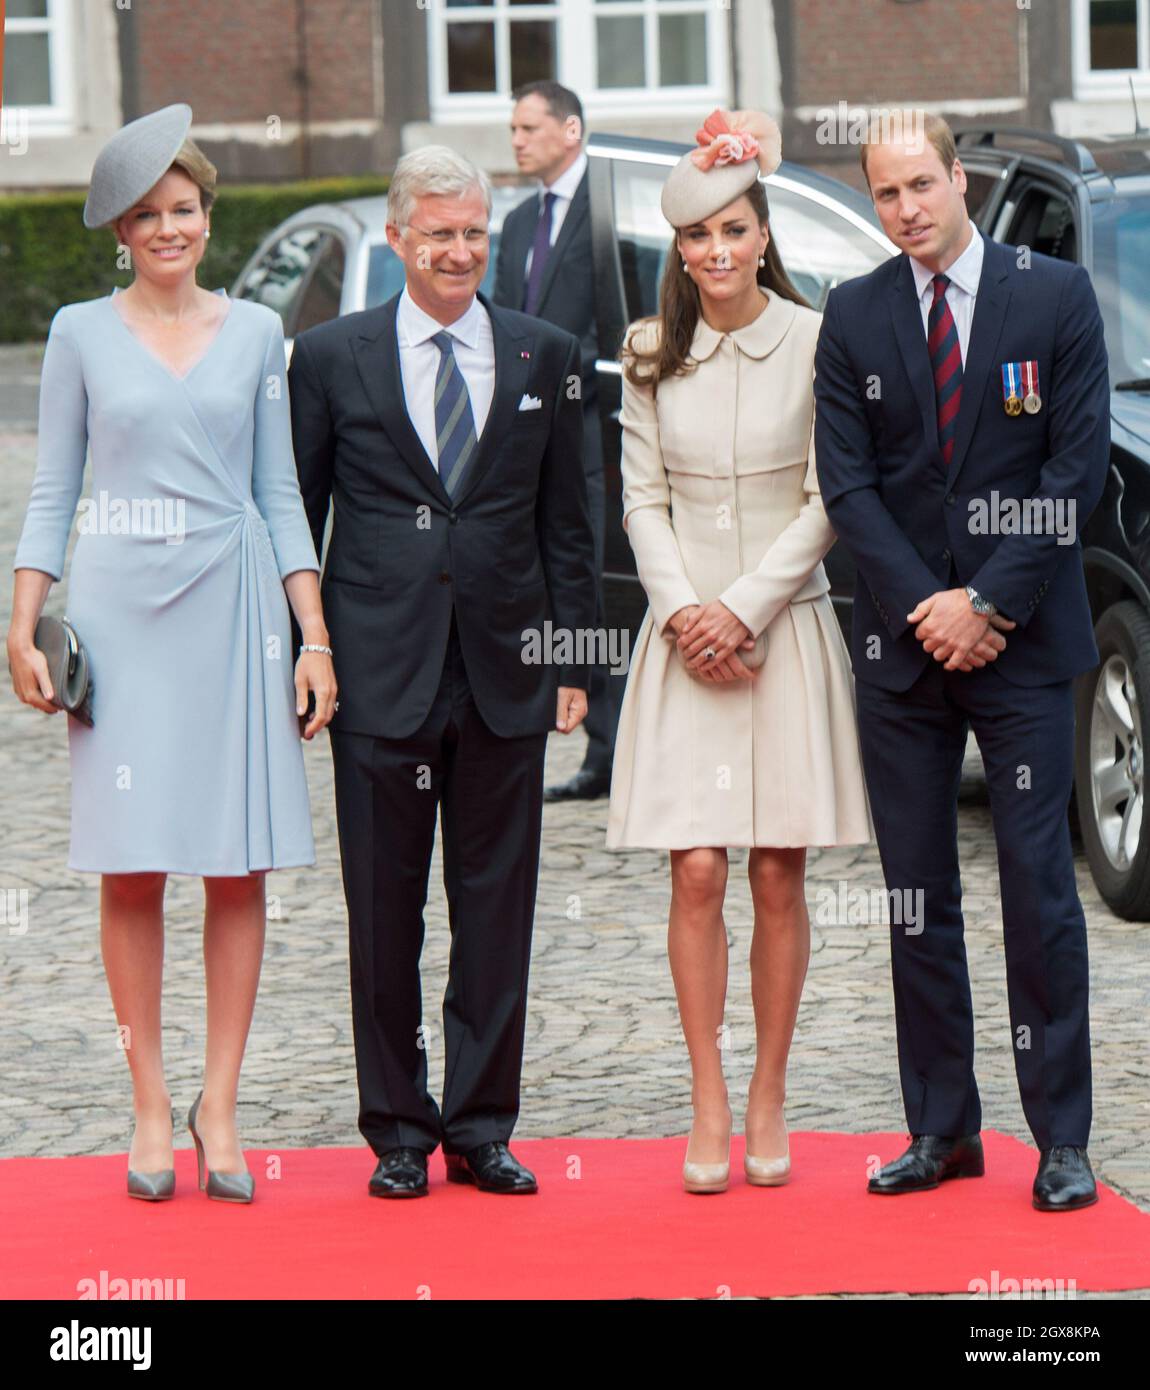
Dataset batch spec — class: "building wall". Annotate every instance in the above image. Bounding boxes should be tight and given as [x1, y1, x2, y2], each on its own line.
[128, 0, 387, 181]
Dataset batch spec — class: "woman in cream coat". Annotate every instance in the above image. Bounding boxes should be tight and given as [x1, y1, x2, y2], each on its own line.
[606, 111, 872, 1193]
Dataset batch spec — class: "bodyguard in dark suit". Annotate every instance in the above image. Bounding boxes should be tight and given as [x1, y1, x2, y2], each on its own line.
[289, 146, 598, 1197]
[814, 114, 1109, 1211]
[494, 81, 622, 801]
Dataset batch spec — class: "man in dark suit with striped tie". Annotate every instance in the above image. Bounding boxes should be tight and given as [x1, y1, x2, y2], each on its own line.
[494, 81, 623, 802]
[814, 113, 1109, 1211]
[288, 146, 598, 1199]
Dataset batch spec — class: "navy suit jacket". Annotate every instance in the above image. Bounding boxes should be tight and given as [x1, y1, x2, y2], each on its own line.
[288, 291, 598, 740]
[814, 231, 1110, 691]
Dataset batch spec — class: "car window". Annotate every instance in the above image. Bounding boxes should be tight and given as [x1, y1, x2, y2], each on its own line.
[962, 168, 1002, 224]
[295, 235, 346, 333]
[234, 227, 327, 331]
[764, 185, 891, 308]
[365, 236, 503, 309]
[997, 183, 1078, 262]
[609, 158, 889, 320]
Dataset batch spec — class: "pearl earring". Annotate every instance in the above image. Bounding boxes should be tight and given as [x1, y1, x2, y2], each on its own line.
[758, 255, 765, 267]
[205, 228, 212, 240]
[682, 261, 688, 272]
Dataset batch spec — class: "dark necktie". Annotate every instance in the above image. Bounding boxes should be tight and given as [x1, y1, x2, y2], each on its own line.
[929, 273, 963, 470]
[430, 331, 478, 496]
[523, 191, 557, 316]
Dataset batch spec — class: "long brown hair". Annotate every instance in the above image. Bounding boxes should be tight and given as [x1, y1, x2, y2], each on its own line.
[623, 180, 810, 391]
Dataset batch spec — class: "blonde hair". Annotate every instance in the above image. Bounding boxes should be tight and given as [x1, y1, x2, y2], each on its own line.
[860, 111, 957, 190]
[171, 137, 218, 214]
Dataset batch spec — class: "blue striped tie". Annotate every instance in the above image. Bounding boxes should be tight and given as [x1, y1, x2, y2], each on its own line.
[430, 330, 478, 496]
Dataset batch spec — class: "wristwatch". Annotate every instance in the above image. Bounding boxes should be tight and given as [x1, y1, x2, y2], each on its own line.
[965, 585, 997, 618]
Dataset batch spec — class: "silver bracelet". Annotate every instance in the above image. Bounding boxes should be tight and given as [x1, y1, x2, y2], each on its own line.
[299, 644, 333, 657]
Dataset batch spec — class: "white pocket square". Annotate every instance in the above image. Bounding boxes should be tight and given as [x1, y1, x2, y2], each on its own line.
[518, 393, 543, 411]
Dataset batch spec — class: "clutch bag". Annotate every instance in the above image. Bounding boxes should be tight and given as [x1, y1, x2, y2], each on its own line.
[33, 615, 94, 726]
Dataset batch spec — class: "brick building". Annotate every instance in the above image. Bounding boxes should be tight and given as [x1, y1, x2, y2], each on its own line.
[2, 1, 1148, 192]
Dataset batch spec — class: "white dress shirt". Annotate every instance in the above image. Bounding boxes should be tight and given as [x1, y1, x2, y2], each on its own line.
[523, 148, 588, 279]
[396, 286, 495, 466]
[909, 219, 984, 366]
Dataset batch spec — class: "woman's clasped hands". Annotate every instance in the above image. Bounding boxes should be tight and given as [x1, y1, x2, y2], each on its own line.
[669, 601, 759, 683]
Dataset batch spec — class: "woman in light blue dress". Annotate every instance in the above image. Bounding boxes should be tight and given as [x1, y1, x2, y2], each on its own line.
[5, 106, 335, 1203]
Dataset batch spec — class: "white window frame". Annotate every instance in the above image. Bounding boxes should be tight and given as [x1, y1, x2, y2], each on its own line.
[1072, 0, 1150, 96]
[2, 0, 74, 129]
[428, 0, 729, 123]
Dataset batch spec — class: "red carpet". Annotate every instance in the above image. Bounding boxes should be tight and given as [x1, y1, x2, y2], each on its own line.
[3, 1130, 1147, 1299]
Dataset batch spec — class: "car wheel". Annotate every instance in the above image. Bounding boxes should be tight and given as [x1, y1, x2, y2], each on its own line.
[1074, 600, 1150, 919]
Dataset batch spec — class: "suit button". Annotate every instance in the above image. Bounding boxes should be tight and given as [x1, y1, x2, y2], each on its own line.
[942, 548, 951, 561]
[946, 493, 956, 506]
[438, 571, 452, 585]
[449, 513, 459, 526]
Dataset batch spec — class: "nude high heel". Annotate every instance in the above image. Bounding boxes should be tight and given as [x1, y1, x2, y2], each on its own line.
[187, 1090, 255, 1203]
[744, 1108, 791, 1187]
[682, 1107, 732, 1194]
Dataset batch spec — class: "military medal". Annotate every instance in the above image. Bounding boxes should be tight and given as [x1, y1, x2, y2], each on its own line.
[1022, 359, 1042, 414]
[1002, 362, 1023, 417]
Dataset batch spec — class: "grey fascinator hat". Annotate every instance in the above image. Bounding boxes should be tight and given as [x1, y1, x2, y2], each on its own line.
[660, 109, 783, 229]
[82, 103, 194, 229]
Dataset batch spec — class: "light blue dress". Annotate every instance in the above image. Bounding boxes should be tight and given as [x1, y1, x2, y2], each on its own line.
[13, 289, 320, 874]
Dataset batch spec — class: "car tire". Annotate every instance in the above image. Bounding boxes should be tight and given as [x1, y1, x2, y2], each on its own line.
[1074, 600, 1150, 920]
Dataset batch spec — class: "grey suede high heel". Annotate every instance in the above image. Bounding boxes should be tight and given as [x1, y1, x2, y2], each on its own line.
[127, 1106, 176, 1201]
[187, 1090, 255, 1203]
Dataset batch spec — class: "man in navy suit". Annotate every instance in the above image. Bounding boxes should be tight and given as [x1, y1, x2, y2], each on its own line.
[289, 147, 598, 1199]
[814, 113, 1109, 1210]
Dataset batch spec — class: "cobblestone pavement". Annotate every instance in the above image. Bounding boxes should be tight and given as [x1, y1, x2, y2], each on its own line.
[2, 415, 1147, 1297]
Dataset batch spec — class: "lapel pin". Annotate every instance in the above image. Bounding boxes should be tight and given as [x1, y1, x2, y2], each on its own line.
[520, 350, 531, 360]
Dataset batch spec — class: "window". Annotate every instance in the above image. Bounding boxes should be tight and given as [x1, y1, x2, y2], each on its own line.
[430, 0, 728, 118]
[2, 0, 72, 124]
[236, 227, 329, 333]
[295, 236, 347, 334]
[995, 184, 1079, 263]
[1074, 0, 1150, 93]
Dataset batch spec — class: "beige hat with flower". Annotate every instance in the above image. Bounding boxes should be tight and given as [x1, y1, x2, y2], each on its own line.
[660, 110, 783, 228]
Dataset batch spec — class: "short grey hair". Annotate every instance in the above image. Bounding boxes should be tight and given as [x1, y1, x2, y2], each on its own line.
[387, 145, 492, 231]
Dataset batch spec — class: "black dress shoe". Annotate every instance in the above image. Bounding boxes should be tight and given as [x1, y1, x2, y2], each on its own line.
[369, 1147, 429, 1198]
[543, 768, 611, 803]
[1033, 1146, 1097, 1212]
[867, 1133, 985, 1194]
[444, 1141, 538, 1194]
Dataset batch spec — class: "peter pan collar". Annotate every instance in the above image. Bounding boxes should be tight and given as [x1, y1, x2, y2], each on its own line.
[689, 285, 797, 362]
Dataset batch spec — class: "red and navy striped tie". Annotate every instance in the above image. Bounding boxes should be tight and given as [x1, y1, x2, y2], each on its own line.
[928, 273, 963, 469]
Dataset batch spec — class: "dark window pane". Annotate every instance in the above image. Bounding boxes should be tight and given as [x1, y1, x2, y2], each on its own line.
[510, 21, 555, 88]
[445, 1, 493, 7]
[659, 12, 707, 86]
[295, 238, 346, 334]
[7, 1, 49, 18]
[447, 21, 497, 93]
[598, 16, 645, 87]
[1090, 0, 1139, 69]
[963, 171, 999, 223]
[2, 33, 51, 106]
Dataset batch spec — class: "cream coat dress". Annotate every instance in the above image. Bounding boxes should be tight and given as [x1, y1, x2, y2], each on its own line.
[606, 287, 873, 850]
